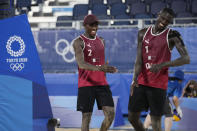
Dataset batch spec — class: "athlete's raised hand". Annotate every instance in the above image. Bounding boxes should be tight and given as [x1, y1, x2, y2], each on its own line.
[98, 61, 118, 73]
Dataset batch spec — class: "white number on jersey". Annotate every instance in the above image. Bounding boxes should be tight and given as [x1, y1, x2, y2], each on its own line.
[145, 63, 151, 69]
[88, 49, 92, 56]
[145, 46, 149, 53]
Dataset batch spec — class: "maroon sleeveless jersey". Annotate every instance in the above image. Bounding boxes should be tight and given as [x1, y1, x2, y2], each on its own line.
[78, 35, 108, 88]
[138, 26, 171, 90]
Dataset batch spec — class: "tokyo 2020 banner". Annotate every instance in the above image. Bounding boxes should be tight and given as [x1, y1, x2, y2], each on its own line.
[0, 14, 53, 131]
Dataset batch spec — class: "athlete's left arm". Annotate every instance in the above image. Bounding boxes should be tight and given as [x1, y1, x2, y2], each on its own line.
[165, 30, 190, 67]
[150, 30, 190, 72]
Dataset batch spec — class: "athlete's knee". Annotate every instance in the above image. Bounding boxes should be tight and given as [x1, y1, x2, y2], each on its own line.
[128, 112, 140, 123]
[81, 112, 92, 131]
[102, 106, 115, 123]
[151, 115, 162, 131]
[128, 112, 146, 131]
[108, 111, 115, 123]
[100, 107, 115, 131]
[82, 112, 92, 123]
[128, 112, 135, 123]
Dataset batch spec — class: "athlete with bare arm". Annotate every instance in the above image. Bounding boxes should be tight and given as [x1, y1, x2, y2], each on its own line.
[73, 14, 117, 131]
[128, 8, 190, 131]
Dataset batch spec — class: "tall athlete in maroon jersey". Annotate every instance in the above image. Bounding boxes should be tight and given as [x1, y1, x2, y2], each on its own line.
[73, 14, 117, 131]
[128, 8, 190, 131]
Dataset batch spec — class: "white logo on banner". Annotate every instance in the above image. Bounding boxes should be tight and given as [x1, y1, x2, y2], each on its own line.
[6, 35, 28, 72]
[6, 36, 25, 57]
[55, 39, 75, 63]
[10, 63, 25, 71]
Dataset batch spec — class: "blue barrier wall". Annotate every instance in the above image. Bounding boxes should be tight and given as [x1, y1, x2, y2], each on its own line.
[33, 27, 197, 73]
[45, 73, 197, 115]
[49, 96, 124, 128]
[45, 73, 197, 130]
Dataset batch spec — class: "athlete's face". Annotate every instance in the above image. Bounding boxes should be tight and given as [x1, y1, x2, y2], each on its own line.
[84, 22, 98, 38]
[155, 12, 173, 31]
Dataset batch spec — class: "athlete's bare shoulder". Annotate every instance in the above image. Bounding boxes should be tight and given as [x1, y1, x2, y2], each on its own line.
[74, 36, 83, 43]
[169, 29, 180, 36]
[168, 29, 185, 50]
[138, 27, 149, 40]
[139, 28, 148, 34]
[73, 36, 84, 49]
[168, 29, 182, 41]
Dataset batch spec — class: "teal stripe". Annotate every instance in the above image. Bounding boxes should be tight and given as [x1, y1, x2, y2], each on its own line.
[0, 75, 32, 131]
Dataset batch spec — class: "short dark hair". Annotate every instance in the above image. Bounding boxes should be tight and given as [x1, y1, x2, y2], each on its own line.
[160, 8, 175, 17]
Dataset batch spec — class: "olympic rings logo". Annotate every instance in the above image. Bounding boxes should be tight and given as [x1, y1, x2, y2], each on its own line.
[6, 35, 25, 57]
[10, 63, 25, 71]
[55, 39, 75, 63]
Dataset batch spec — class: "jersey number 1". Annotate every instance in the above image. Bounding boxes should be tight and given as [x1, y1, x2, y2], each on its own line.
[145, 46, 151, 69]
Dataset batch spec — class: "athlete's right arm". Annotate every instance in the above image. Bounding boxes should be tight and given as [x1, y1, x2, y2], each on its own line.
[130, 29, 146, 95]
[73, 37, 117, 73]
[132, 29, 145, 84]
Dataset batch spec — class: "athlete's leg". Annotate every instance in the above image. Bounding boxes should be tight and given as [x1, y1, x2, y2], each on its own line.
[147, 87, 166, 131]
[128, 111, 145, 131]
[150, 115, 162, 131]
[100, 106, 115, 131]
[94, 86, 114, 131]
[81, 112, 92, 131]
[77, 87, 95, 131]
[144, 114, 151, 129]
[164, 117, 173, 131]
[164, 98, 174, 131]
[128, 85, 148, 131]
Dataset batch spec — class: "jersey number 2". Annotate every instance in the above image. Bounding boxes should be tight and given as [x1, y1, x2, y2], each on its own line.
[88, 49, 92, 56]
